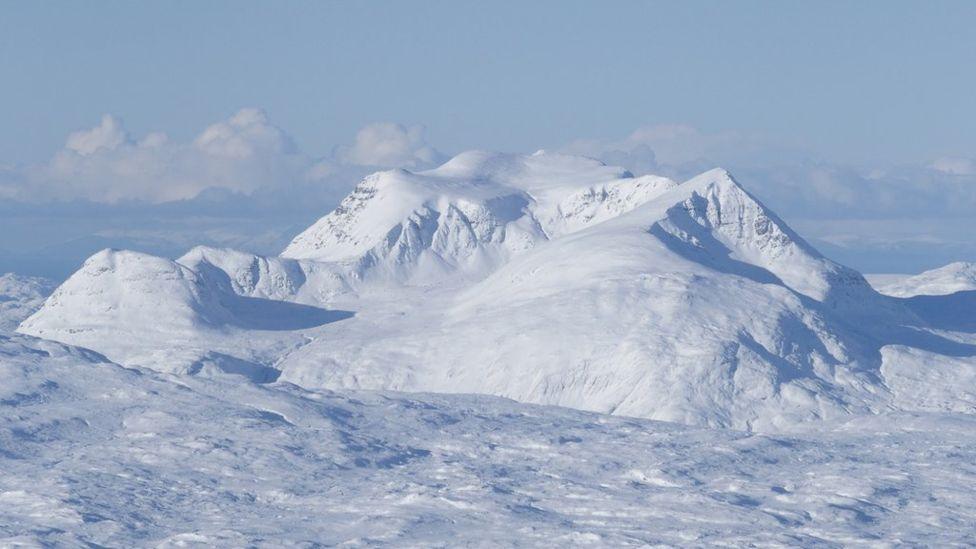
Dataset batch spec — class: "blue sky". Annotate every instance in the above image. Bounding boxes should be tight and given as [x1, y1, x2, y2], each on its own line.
[3, 1, 974, 164]
[1, 1, 975, 277]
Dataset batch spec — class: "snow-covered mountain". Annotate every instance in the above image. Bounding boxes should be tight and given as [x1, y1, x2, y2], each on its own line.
[18, 249, 349, 376]
[274, 166, 955, 429]
[17, 151, 976, 429]
[282, 151, 676, 285]
[872, 262, 976, 297]
[7, 150, 976, 544]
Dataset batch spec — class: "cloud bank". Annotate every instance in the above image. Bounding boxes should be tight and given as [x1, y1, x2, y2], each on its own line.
[1, 113, 974, 276]
[565, 125, 976, 219]
[336, 123, 443, 169]
[2, 109, 443, 204]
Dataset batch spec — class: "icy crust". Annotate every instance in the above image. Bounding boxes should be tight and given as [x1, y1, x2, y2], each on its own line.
[3, 332, 976, 546]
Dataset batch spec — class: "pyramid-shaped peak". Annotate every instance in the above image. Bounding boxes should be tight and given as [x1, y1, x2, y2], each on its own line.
[682, 167, 745, 191]
[643, 167, 887, 303]
[672, 168, 792, 240]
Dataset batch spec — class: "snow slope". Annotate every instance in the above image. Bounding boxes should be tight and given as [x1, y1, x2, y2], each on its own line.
[18, 152, 976, 430]
[2, 331, 976, 546]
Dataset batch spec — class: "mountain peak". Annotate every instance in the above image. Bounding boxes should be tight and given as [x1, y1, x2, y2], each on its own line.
[690, 166, 765, 201]
[281, 151, 650, 275]
[646, 168, 877, 302]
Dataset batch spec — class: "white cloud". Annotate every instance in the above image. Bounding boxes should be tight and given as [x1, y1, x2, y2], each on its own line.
[65, 115, 130, 155]
[27, 109, 309, 203]
[3, 114, 976, 275]
[558, 125, 976, 266]
[560, 123, 976, 215]
[560, 124, 779, 178]
[336, 122, 442, 168]
[194, 108, 295, 158]
[931, 157, 975, 176]
[5, 110, 442, 204]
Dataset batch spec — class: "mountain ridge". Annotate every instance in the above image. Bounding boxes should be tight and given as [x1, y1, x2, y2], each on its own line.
[16, 151, 976, 429]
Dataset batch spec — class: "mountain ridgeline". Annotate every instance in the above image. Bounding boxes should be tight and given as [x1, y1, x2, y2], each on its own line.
[17, 151, 976, 430]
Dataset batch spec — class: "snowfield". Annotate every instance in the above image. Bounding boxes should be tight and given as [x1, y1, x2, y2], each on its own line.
[2, 332, 976, 547]
[5, 151, 976, 544]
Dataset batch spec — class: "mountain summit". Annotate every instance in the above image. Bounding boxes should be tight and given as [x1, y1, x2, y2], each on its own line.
[281, 151, 676, 284]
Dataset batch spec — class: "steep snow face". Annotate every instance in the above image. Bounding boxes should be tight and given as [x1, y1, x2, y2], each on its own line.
[179, 246, 309, 301]
[0, 273, 55, 331]
[873, 262, 976, 297]
[280, 166, 546, 284]
[281, 151, 675, 285]
[3, 331, 976, 546]
[652, 169, 874, 303]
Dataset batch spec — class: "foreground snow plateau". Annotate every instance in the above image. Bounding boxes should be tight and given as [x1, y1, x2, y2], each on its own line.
[2, 332, 975, 546]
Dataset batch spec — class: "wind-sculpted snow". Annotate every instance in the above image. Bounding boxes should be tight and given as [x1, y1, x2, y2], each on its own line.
[2, 332, 976, 546]
[17, 152, 976, 430]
